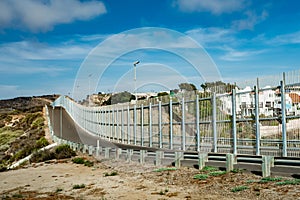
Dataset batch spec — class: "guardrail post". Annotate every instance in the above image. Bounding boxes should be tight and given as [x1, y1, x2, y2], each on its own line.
[198, 153, 208, 170]
[105, 147, 110, 159]
[116, 148, 122, 160]
[83, 144, 88, 154]
[155, 151, 164, 166]
[96, 140, 100, 157]
[212, 92, 217, 153]
[232, 89, 237, 155]
[149, 103, 153, 147]
[262, 156, 274, 177]
[126, 149, 133, 163]
[226, 153, 237, 172]
[140, 150, 146, 164]
[175, 151, 183, 168]
[88, 145, 93, 156]
[280, 73, 287, 157]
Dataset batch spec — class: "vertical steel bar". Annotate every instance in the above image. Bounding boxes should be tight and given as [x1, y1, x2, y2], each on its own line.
[149, 102, 153, 147]
[141, 104, 144, 146]
[121, 107, 124, 143]
[255, 78, 261, 155]
[170, 98, 173, 149]
[212, 92, 217, 153]
[127, 106, 130, 144]
[281, 72, 287, 157]
[182, 97, 186, 151]
[134, 105, 137, 145]
[159, 101, 162, 148]
[196, 95, 200, 152]
[232, 89, 237, 155]
[60, 107, 62, 138]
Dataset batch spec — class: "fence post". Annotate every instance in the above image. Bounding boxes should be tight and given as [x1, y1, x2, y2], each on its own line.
[159, 101, 162, 148]
[105, 147, 110, 159]
[281, 73, 287, 157]
[140, 150, 146, 164]
[170, 98, 173, 149]
[226, 153, 237, 172]
[232, 89, 237, 155]
[116, 148, 122, 160]
[196, 95, 200, 152]
[262, 156, 274, 177]
[182, 97, 186, 151]
[155, 151, 164, 166]
[198, 153, 208, 170]
[127, 149, 133, 163]
[254, 78, 261, 155]
[121, 107, 124, 143]
[175, 151, 183, 168]
[96, 139, 100, 157]
[149, 102, 153, 147]
[212, 92, 217, 153]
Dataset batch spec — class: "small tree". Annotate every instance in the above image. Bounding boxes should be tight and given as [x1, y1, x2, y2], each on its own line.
[178, 83, 197, 91]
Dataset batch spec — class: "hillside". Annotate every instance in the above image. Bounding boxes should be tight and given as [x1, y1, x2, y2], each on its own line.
[0, 95, 59, 171]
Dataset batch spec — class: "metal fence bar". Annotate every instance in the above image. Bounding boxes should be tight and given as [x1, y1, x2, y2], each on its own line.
[232, 89, 237, 155]
[255, 80, 261, 155]
[159, 101, 162, 148]
[170, 98, 173, 149]
[212, 92, 217, 153]
[281, 73, 287, 157]
[182, 97, 186, 151]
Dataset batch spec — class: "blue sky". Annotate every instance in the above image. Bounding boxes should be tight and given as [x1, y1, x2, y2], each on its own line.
[0, 0, 300, 100]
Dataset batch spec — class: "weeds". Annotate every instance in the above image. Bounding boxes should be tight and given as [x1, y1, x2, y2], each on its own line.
[153, 167, 177, 172]
[276, 179, 300, 185]
[201, 166, 218, 172]
[209, 171, 227, 177]
[72, 157, 94, 167]
[104, 171, 118, 177]
[193, 174, 209, 180]
[72, 184, 85, 189]
[231, 185, 249, 192]
[260, 177, 282, 183]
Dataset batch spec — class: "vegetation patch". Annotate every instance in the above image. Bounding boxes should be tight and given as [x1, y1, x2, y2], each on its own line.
[260, 177, 282, 183]
[193, 174, 209, 180]
[231, 185, 249, 192]
[208, 171, 227, 177]
[276, 179, 300, 185]
[72, 157, 94, 167]
[153, 167, 177, 172]
[104, 171, 118, 177]
[201, 166, 218, 172]
[72, 184, 85, 189]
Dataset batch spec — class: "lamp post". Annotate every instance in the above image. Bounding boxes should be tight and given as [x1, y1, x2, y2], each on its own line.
[133, 61, 140, 102]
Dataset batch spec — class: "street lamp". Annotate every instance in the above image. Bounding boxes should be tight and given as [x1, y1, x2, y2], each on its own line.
[133, 61, 140, 101]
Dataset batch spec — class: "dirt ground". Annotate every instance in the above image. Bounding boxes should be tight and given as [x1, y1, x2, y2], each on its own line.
[1, 153, 300, 200]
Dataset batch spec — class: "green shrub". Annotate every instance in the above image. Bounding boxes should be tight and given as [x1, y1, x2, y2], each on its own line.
[72, 157, 85, 164]
[104, 171, 118, 177]
[54, 144, 76, 159]
[201, 166, 218, 172]
[72, 184, 85, 189]
[35, 137, 49, 149]
[276, 179, 300, 185]
[193, 174, 209, 180]
[209, 171, 227, 176]
[231, 185, 249, 192]
[30, 149, 55, 163]
[84, 160, 94, 167]
[260, 177, 282, 183]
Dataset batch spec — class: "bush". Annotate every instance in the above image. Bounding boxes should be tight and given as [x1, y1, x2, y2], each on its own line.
[30, 149, 55, 163]
[104, 171, 118, 177]
[209, 171, 227, 176]
[72, 157, 85, 164]
[73, 184, 85, 189]
[35, 137, 49, 149]
[54, 144, 76, 159]
[201, 166, 218, 172]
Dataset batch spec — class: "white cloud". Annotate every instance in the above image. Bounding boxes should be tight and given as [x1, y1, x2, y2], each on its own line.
[220, 47, 266, 61]
[231, 10, 268, 30]
[174, 0, 246, 14]
[0, 0, 106, 32]
[268, 31, 300, 45]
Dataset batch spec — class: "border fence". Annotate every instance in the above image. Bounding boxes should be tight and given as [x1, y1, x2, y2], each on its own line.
[52, 71, 300, 157]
